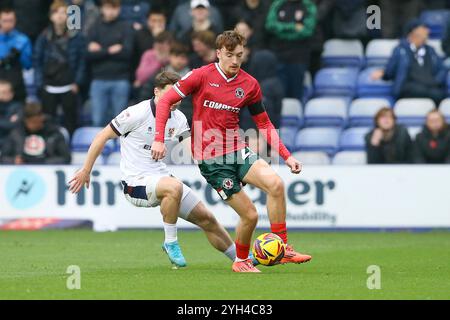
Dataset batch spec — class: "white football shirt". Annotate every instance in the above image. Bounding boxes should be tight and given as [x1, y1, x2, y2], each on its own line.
[110, 98, 190, 180]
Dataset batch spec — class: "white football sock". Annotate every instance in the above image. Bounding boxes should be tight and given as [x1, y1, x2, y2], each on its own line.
[224, 243, 236, 261]
[163, 222, 177, 243]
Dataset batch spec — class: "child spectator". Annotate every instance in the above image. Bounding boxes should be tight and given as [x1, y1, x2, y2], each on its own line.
[365, 107, 413, 164]
[0, 80, 22, 148]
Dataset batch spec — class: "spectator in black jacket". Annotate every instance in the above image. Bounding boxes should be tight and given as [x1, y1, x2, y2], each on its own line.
[365, 107, 413, 164]
[86, 0, 133, 126]
[34, 0, 86, 136]
[134, 7, 167, 63]
[0, 80, 22, 148]
[1, 102, 71, 164]
[414, 110, 450, 163]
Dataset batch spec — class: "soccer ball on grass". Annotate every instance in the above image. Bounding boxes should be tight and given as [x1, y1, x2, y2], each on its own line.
[252, 233, 286, 266]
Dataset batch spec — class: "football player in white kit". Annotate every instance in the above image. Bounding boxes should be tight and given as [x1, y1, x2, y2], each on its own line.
[68, 72, 237, 268]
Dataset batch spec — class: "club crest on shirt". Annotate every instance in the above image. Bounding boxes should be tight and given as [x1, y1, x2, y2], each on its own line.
[168, 128, 175, 137]
[223, 178, 234, 190]
[147, 126, 152, 134]
[235, 87, 245, 99]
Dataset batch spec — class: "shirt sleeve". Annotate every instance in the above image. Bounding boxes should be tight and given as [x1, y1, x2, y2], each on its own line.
[246, 80, 263, 106]
[172, 68, 203, 98]
[175, 114, 191, 142]
[110, 107, 142, 136]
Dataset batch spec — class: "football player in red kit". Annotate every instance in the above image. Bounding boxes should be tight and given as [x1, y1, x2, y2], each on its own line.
[151, 30, 311, 272]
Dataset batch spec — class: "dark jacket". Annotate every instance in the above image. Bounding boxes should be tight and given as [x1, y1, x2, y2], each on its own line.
[383, 39, 447, 98]
[265, 0, 317, 63]
[86, 19, 134, 80]
[0, 100, 22, 147]
[414, 126, 450, 163]
[33, 26, 86, 89]
[365, 125, 413, 164]
[231, 0, 271, 49]
[241, 50, 283, 130]
[0, 29, 32, 101]
[0, 118, 71, 164]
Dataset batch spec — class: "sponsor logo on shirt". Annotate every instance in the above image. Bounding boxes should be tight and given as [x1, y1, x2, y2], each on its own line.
[203, 100, 240, 113]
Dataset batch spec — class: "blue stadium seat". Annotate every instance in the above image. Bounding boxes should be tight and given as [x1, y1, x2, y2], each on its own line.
[394, 98, 436, 126]
[339, 127, 372, 151]
[407, 126, 422, 141]
[304, 97, 348, 127]
[281, 98, 303, 127]
[294, 127, 341, 156]
[365, 39, 399, 67]
[349, 98, 391, 127]
[72, 127, 116, 154]
[314, 67, 359, 97]
[439, 98, 450, 123]
[420, 10, 450, 39]
[71, 151, 88, 165]
[291, 151, 331, 165]
[321, 39, 364, 68]
[427, 39, 445, 57]
[357, 67, 393, 97]
[105, 151, 121, 165]
[332, 151, 367, 165]
[280, 126, 299, 152]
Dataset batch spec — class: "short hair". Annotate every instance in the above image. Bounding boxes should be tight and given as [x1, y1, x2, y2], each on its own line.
[216, 30, 246, 51]
[50, 0, 68, 14]
[0, 79, 13, 90]
[0, 7, 15, 16]
[191, 30, 216, 49]
[154, 71, 180, 89]
[154, 31, 173, 44]
[24, 103, 44, 119]
[147, 7, 166, 19]
[374, 107, 396, 127]
[170, 42, 189, 56]
[101, 0, 121, 7]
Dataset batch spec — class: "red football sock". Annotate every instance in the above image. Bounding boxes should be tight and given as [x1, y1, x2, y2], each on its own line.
[235, 241, 250, 260]
[271, 222, 288, 244]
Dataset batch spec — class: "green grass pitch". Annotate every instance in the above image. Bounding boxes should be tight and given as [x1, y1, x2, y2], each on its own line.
[0, 230, 449, 299]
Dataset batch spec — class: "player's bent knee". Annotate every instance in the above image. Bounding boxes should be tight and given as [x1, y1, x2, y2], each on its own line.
[159, 177, 183, 201]
[243, 207, 258, 225]
[268, 176, 284, 197]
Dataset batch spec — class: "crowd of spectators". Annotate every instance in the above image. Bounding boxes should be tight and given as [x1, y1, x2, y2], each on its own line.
[0, 0, 450, 164]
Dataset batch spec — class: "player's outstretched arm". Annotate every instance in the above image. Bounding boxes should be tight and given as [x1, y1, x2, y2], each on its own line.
[248, 102, 302, 174]
[68, 125, 118, 193]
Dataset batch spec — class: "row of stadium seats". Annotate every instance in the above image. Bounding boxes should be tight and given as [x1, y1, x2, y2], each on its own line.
[281, 97, 450, 128]
[280, 126, 423, 157]
[70, 149, 368, 166]
[69, 123, 424, 166]
[321, 38, 446, 69]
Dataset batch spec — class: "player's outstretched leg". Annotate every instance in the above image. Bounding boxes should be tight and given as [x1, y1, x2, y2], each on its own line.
[226, 190, 261, 273]
[243, 159, 312, 264]
[156, 177, 187, 268]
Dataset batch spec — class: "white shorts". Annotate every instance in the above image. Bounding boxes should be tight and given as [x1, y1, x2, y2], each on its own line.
[121, 175, 200, 220]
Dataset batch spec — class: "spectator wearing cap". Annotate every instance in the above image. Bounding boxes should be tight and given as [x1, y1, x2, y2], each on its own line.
[0, 102, 71, 164]
[365, 107, 413, 164]
[414, 110, 450, 164]
[372, 20, 447, 105]
[177, 0, 223, 47]
[169, 0, 224, 43]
